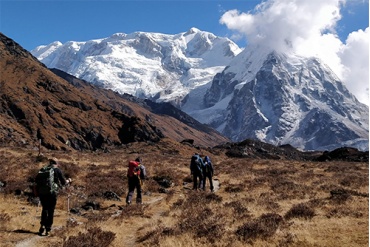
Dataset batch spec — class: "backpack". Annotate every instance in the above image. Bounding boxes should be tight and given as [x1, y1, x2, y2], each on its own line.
[35, 166, 58, 195]
[139, 164, 147, 180]
[128, 161, 140, 177]
[204, 156, 212, 174]
[190, 155, 202, 174]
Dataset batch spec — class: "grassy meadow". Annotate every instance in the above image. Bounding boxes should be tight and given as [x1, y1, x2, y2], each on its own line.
[0, 139, 368, 247]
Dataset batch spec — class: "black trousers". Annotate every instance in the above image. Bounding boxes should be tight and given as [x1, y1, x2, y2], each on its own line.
[202, 173, 214, 191]
[192, 173, 203, 190]
[126, 176, 142, 204]
[39, 193, 57, 230]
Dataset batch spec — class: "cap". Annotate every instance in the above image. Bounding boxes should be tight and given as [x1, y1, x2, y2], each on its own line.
[49, 158, 58, 165]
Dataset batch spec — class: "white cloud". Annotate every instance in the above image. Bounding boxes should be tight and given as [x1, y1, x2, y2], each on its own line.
[339, 28, 369, 105]
[220, 0, 369, 105]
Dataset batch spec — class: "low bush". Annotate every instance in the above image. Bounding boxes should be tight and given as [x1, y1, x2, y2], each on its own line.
[236, 213, 283, 241]
[285, 203, 315, 220]
[62, 227, 115, 247]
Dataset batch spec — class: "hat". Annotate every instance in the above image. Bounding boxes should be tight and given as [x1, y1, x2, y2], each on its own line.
[49, 158, 58, 165]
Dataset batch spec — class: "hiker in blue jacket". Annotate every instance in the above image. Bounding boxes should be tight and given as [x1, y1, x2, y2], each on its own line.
[202, 156, 214, 192]
[190, 153, 204, 190]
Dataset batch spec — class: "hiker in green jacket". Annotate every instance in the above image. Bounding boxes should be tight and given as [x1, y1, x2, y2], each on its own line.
[35, 158, 71, 236]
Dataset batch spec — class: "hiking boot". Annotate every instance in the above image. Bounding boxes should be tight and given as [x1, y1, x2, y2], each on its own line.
[38, 226, 44, 236]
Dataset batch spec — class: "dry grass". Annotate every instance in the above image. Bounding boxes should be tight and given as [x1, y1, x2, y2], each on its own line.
[0, 142, 368, 247]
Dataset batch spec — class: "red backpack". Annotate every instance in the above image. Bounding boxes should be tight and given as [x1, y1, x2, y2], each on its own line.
[127, 161, 141, 177]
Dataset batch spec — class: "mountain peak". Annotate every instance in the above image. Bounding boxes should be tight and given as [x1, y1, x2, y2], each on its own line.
[31, 29, 241, 104]
[185, 27, 201, 35]
[202, 46, 369, 151]
[29, 30, 368, 151]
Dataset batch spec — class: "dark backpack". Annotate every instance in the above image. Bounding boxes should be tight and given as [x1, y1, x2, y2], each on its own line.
[139, 164, 147, 180]
[204, 156, 212, 174]
[190, 155, 202, 174]
[35, 166, 58, 195]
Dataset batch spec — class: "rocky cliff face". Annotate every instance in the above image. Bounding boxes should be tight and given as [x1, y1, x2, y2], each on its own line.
[204, 51, 369, 151]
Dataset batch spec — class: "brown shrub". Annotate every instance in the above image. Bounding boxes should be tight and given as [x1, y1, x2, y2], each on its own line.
[284, 203, 315, 220]
[137, 226, 178, 246]
[62, 227, 115, 247]
[175, 191, 225, 242]
[224, 183, 245, 193]
[58, 161, 81, 180]
[224, 201, 251, 218]
[257, 192, 281, 211]
[0, 212, 11, 221]
[270, 179, 308, 200]
[235, 213, 283, 241]
[142, 178, 161, 193]
[0, 212, 11, 230]
[118, 204, 150, 219]
[84, 169, 125, 199]
[329, 188, 352, 204]
[325, 206, 364, 218]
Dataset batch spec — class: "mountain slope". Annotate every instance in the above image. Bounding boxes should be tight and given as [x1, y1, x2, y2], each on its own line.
[197, 49, 369, 151]
[0, 33, 228, 150]
[31, 30, 368, 151]
[50, 68, 229, 146]
[31, 28, 241, 106]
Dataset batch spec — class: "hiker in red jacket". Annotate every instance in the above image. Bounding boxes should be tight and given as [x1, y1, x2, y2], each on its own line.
[125, 157, 142, 205]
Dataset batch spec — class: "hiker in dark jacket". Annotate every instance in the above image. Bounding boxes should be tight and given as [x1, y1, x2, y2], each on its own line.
[126, 157, 143, 205]
[36, 158, 71, 236]
[190, 153, 204, 190]
[202, 156, 214, 192]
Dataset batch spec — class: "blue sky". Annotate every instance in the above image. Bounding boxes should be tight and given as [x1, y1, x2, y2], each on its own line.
[0, 0, 368, 51]
[0, 0, 369, 104]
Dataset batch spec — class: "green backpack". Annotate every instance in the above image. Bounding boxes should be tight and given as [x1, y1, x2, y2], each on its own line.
[36, 166, 58, 195]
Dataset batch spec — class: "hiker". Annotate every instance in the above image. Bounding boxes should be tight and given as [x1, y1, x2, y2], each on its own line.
[202, 156, 214, 192]
[126, 157, 144, 205]
[190, 153, 204, 190]
[35, 158, 71, 236]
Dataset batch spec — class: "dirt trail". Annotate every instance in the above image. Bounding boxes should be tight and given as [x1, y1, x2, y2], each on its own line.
[12, 179, 220, 247]
[15, 235, 41, 247]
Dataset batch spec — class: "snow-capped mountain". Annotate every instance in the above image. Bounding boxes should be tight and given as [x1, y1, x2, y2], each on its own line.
[32, 29, 369, 151]
[184, 46, 369, 151]
[31, 28, 241, 105]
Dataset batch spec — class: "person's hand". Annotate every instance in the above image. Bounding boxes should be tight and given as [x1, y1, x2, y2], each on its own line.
[66, 178, 72, 184]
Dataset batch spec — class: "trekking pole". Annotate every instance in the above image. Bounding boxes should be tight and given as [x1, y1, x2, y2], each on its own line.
[66, 179, 72, 217]
[67, 194, 70, 216]
[32, 200, 40, 227]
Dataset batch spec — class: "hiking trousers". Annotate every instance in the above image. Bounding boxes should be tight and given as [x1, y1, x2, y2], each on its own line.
[202, 173, 214, 192]
[39, 193, 57, 230]
[126, 176, 142, 204]
[192, 173, 203, 190]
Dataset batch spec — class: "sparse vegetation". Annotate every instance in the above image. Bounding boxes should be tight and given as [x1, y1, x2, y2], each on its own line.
[0, 142, 368, 247]
[62, 226, 116, 247]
